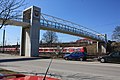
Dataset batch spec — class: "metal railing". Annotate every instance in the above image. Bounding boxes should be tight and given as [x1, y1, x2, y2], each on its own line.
[40, 13, 106, 42]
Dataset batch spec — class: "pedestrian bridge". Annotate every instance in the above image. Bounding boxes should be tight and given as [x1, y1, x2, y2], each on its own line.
[40, 13, 106, 42]
[0, 6, 107, 57]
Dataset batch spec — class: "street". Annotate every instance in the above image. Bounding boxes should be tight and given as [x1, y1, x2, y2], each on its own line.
[0, 53, 120, 80]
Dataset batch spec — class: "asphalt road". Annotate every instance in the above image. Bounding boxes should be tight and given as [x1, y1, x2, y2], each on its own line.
[0, 53, 120, 80]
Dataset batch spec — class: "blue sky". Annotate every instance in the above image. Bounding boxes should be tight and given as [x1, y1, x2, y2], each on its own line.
[0, 0, 120, 45]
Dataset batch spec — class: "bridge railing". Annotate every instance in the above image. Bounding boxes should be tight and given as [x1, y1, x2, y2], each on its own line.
[40, 13, 106, 42]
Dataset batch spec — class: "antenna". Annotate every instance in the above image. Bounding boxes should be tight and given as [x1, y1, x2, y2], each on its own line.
[43, 58, 53, 80]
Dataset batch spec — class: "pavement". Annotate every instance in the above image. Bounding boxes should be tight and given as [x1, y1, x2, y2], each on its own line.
[0, 53, 120, 80]
[0, 53, 42, 63]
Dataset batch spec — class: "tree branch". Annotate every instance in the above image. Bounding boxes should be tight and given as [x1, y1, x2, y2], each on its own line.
[0, 0, 25, 29]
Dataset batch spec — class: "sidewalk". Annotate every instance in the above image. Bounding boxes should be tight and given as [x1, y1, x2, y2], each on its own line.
[0, 53, 41, 63]
[0, 53, 120, 80]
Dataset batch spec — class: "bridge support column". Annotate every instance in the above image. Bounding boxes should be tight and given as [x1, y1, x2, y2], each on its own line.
[101, 43, 107, 53]
[20, 6, 41, 57]
[97, 41, 106, 55]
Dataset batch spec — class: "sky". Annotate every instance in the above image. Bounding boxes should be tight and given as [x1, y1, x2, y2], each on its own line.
[0, 0, 120, 45]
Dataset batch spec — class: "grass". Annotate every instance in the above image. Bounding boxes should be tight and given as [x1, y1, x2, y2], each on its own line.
[0, 68, 17, 78]
[0, 68, 16, 74]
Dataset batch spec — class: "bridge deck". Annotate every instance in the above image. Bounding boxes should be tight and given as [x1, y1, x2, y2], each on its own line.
[40, 19, 105, 42]
[0, 18, 30, 27]
[40, 13, 106, 42]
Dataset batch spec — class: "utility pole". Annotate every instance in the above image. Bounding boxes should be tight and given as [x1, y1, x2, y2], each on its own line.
[2, 28, 5, 53]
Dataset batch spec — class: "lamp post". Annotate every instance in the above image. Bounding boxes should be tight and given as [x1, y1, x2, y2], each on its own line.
[2, 28, 5, 53]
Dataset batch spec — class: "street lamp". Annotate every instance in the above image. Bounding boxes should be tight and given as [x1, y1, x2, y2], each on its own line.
[2, 27, 6, 53]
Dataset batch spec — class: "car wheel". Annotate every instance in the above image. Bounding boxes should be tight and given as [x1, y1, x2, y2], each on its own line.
[100, 58, 105, 63]
[65, 57, 68, 60]
[80, 58, 83, 61]
[83, 57, 87, 61]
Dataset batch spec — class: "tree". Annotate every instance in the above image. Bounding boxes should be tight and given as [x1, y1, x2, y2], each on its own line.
[0, 0, 25, 29]
[42, 31, 58, 44]
[106, 40, 113, 53]
[112, 26, 120, 42]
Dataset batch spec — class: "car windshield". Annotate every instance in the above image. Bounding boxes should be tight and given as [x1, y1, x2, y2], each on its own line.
[109, 52, 120, 56]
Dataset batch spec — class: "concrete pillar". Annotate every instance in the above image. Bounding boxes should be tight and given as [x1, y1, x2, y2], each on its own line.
[96, 41, 106, 55]
[101, 43, 107, 53]
[20, 6, 41, 57]
[96, 41, 99, 53]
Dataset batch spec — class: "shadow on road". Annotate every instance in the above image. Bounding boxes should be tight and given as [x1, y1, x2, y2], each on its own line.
[0, 56, 51, 63]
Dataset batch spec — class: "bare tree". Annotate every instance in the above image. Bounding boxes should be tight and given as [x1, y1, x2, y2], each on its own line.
[112, 26, 120, 42]
[42, 31, 58, 44]
[0, 0, 25, 29]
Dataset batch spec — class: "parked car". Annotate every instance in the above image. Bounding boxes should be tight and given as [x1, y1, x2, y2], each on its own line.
[98, 52, 120, 63]
[63, 52, 87, 61]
